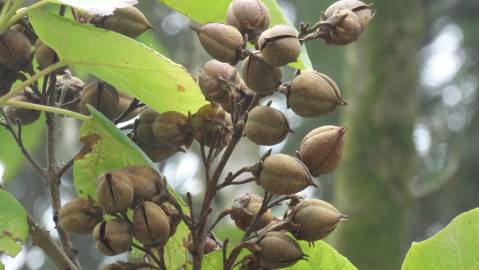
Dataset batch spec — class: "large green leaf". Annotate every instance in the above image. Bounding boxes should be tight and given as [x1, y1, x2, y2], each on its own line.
[290, 241, 357, 270]
[0, 117, 44, 182]
[159, 0, 313, 70]
[29, 9, 206, 114]
[0, 189, 28, 257]
[73, 107, 189, 268]
[402, 208, 479, 270]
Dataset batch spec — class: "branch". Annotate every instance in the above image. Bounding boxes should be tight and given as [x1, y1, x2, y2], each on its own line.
[27, 215, 79, 270]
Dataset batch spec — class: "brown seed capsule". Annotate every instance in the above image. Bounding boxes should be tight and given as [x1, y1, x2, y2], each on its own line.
[298, 125, 346, 176]
[93, 219, 132, 256]
[192, 104, 233, 149]
[94, 6, 153, 38]
[187, 232, 221, 255]
[34, 39, 57, 70]
[256, 154, 315, 195]
[288, 70, 345, 117]
[257, 231, 306, 268]
[135, 108, 161, 146]
[55, 71, 84, 112]
[4, 89, 41, 125]
[240, 52, 281, 95]
[0, 29, 32, 71]
[114, 165, 163, 204]
[198, 60, 244, 106]
[291, 199, 346, 241]
[323, 0, 373, 30]
[58, 197, 103, 234]
[230, 193, 273, 231]
[79, 80, 120, 120]
[96, 170, 134, 214]
[152, 111, 194, 148]
[321, 9, 362, 45]
[0, 63, 17, 95]
[137, 140, 179, 162]
[244, 105, 290, 146]
[258, 25, 301, 67]
[11, 23, 38, 44]
[132, 202, 170, 246]
[226, 0, 271, 41]
[192, 23, 245, 63]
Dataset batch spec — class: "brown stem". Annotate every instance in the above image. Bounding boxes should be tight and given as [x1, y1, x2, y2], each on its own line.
[45, 74, 81, 269]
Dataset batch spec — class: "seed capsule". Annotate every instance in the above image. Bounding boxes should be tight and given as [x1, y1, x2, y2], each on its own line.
[115, 165, 163, 203]
[321, 9, 362, 45]
[240, 52, 281, 95]
[244, 105, 290, 146]
[34, 39, 57, 70]
[93, 219, 132, 256]
[288, 70, 345, 117]
[192, 23, 245, 63]
[4, 89, 41, 125]
[55, 71, 84, 112]
[58, 197, 103, 234]
[96, 170, 134, 214]
[291, 199, 346, 241]
[323, 0, 373, 30]
[256, 154, 315, 195]
[258, 25, 301, 67]
[132, 202, 170, 246]
[226, 0, 271, 41]
[0, 63, 17, 95]
[257, 231, 306, 268]
[79, 80, 120, 120]
[230, 193, 273, 231]
[198, 60, 244, 106]
[152, 111, 194, 148]
[192, 104, 233, 149]
[187, 232, 221, 255]
[135, 108, 161, 146]
[0, 29, 32, 71]
[94, 6, 153, 38]
[298, 125, 346, 176]
[137, 140, 179, 162]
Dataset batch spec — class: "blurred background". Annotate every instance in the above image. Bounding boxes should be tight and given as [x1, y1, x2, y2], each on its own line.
[1, 0, 478, 269]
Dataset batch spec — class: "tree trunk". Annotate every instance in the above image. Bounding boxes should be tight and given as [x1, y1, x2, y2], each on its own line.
[332, 1, 424, 269]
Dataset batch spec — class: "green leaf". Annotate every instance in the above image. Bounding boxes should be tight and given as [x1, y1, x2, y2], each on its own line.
[402, 208, 479, 270]
[0, 117, 44, 182]
[48, 0, 137, 15]
[0, 189, 28, 257]
[159, 0, 313, 70]
[29, 9, 206, 114]
[289, 241, 357, 270]
[73, 107, 189, 268]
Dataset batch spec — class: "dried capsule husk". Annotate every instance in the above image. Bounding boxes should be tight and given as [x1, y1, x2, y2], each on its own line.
[226, 0, 271, 41]
[291, 199, 346, 241]
[187, 232, 221, 255]
[132, 201, 170, 246]
[321, 9, 362, 45]
[96, 170, 134, 214]
[323, 0, 373, 30]
[152, 111, 194, 148]
[93, 219, 132, 256]
[79, 80, 120, 120]
[136, 140, 179, 162]
[240, 52, 281, 95]
[4, 89, 41, 125]
[192, 22, 245, 63]
[34, 39, 57, 70]
[299, 125, 346, 176]
[257, 154, 315, 195]
[230, 193, 273, 231]
[58, 197, 103, 234]
[288, 70, 345, 117]
[244, 105, 290, 146]
[256, 231, 306, 268]
[135, 108, 161, 146]
[94, 6, 153, 38]
[55, 71, 84, 112]
[198, 60, 245, 105]
[0, 29, 32, 71]
[192, 104, 233, 149]
[258, 25, 301, 67]
[114, 165, 163, 204]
